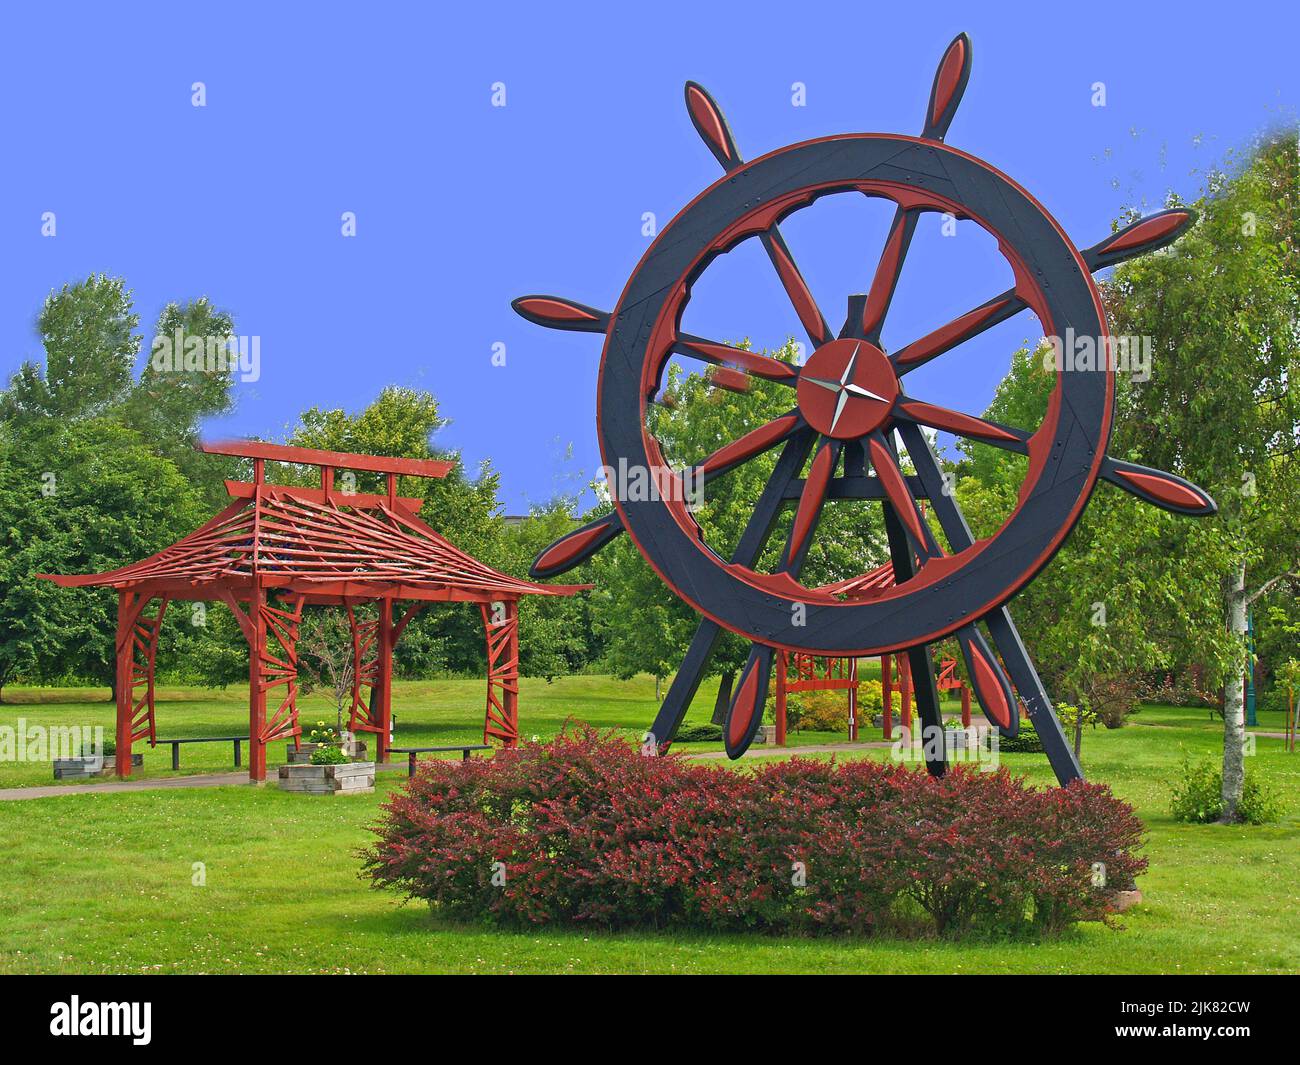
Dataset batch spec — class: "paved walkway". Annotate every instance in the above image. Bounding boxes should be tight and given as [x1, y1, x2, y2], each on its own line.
[0, 761, 410, 801]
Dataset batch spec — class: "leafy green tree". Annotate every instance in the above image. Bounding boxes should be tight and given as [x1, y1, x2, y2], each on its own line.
[0, 419, 208, 696]
[496, 500, 601, 680]
[1, 275, 139, 424]
[954, 342, 1237, 735]
[1105, 132, 1299, 821]
[1, 276, 243, 694]
[123, 298, 241, 505]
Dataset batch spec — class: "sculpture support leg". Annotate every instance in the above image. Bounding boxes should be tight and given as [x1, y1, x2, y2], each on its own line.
[882, 502, 945, 777]
[650, 431, 817, 750]
[775, 651, 788, 746]
[894, 421, 1082, 785]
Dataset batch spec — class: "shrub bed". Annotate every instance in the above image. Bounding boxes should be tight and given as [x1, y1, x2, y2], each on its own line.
[362, 731, 1146, 937]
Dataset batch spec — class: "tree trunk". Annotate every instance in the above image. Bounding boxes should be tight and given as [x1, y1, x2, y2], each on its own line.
[655, 675, 662, 701]
[1221, 561, 1249, 823]
[1073, 710, 1084, 758]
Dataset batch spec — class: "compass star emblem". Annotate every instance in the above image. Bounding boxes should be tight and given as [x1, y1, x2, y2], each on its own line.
[801, 343, 892, 433]
[795, 337, 899, 439]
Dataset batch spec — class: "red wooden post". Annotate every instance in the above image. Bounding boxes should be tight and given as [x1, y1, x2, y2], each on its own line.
[114, 591, 134, 777]
[775, 650, 788, 746]
[375, 599, 394, 763]
[881, 654, 893, 740]
[961, 684, 971, 727]
[900, 654, 913, 735]
[248, 583, 268, 781]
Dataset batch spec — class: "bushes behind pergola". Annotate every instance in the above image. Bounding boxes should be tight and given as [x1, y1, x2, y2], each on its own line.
[41, 440, 586, 780]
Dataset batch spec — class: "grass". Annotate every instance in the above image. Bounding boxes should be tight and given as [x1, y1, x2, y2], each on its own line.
[1, 677, 1297, 974]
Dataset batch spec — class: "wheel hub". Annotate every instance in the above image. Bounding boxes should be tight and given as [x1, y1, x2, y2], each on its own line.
[795, 338, 898, 439]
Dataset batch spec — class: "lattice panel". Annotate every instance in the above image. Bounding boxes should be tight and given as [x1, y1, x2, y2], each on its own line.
[126, 597, 168, 745]
[259, 595, 304, 744]
[481, 601, 519, 746]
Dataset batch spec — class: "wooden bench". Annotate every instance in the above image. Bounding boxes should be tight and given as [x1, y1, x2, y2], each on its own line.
[390, 745, 491, 777]
[159, 736, 249, 771]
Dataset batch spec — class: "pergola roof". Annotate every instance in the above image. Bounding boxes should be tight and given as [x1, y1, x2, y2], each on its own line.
[42, 441, 587, 604]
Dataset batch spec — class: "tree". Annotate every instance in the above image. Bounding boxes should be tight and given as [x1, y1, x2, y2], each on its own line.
[1, 277, 241, 695]
[496, 500, 601, 680]
[122, 298, 241, 506]
[1105, 132, 1300, 821]
[297, 608, 358, 733]
[1, 275, 138, 425]
[953, 342, 1237, 736]
[0, 419, 208, 695]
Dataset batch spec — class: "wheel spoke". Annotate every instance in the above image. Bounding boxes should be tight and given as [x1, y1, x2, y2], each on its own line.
[856, 210, 920, 343]
[696, 412, 804, 478]
[893, 399, 1030, 452]
[783, 438, 841, 563]
[724, 644, 774, 757]
[866, 432, 934, 554]
[681, 79, 833, 349]
[760, 230, 835, 348]
[891, 293, 1023, 373]
[891, 209, 1200, 376]
[675, 334, 799, 384]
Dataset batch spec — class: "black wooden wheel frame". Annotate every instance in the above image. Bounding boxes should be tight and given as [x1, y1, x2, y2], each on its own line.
[513, 32, 1216, 782]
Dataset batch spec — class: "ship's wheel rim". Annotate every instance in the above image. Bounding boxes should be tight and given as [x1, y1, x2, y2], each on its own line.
[597, 133, 1112, 655]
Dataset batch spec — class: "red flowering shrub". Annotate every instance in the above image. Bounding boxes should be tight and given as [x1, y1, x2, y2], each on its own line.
[362, 730, 1147, 937]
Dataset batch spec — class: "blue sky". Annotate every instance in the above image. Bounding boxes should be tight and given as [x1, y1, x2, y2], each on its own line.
[1, 1, 1295, 512]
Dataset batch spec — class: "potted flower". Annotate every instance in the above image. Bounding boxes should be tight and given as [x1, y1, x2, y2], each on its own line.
[278, 727, 374, 796]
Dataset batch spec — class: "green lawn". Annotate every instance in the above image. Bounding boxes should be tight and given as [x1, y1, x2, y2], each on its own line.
[1, 677, 1297, 974]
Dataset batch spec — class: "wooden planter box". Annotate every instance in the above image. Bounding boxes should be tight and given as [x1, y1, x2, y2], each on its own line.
[53, 755, 103, 779]
[278, 761, 375, 796]
[287, 738, 367, 764]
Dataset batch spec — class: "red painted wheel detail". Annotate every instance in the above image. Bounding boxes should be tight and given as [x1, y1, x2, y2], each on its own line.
[796, 339, 898, 439]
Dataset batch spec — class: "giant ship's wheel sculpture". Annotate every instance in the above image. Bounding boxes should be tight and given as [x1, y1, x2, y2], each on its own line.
[514, 33, 1215, 784]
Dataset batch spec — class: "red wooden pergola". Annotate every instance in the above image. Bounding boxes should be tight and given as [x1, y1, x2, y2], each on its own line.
[42, 441, 585, 781]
